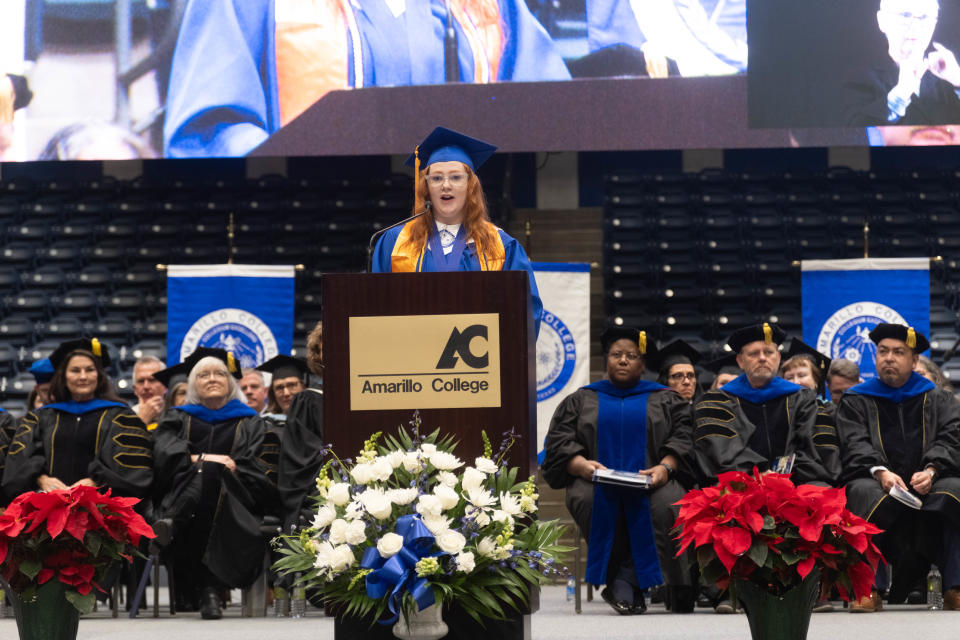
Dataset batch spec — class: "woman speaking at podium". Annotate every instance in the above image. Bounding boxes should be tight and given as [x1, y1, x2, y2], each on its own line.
[371, 127, 542, 334]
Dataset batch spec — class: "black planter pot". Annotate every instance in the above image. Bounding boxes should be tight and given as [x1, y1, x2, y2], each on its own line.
[735, 570, 820, 640]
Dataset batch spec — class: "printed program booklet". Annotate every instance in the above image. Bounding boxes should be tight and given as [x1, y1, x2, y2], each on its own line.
[592, 469, 652, 489]
[889, 484, 923, 510]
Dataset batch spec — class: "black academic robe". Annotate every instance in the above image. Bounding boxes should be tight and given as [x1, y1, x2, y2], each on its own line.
[153, 407, 273, 588]
[693, 380, 836, 485]
[542, 385, 695, 586]
[837, 377, 960, 529]
[257, 413, 284, 518]
[277, 388, 324, 534]
[1, 403, 152, 499]
[0, 410, 16, 505]
[845, 63, 960, 126]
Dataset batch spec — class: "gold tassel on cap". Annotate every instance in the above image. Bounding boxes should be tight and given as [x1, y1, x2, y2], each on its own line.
[638, 331, 647, 355]
[91, 338, 102, 357]
[762, 323, 773, 344]
[413, 144, 425, 217]
[907, 327, 917, 350]
[227, 352, 237, 374]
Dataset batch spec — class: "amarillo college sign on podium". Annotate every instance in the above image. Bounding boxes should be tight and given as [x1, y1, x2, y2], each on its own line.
[322, 271, 537, 479]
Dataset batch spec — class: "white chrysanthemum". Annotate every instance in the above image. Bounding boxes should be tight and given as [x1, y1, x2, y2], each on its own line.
[416, 494, 444, 517]
[436, 530, 467, 554]
[312, 505, 337, 530]
[387, 488, 419, 505]
[343, 500, 364, 521]
[437, 471, 459, 487]
[455, 551, 476, 573]
[330, 544, 356, 572]
[402, 451, 425, 473]
[465, 505, 491, 527]
[428, 451, 464, 471]
[386, 450, 406, 469]
[359, 488, 394, 520]
[433, 484, 460, 510]
[345, 519, 367, 545]
[461, 467, 487, 492]
[492, 509, 514, 527]
[328, 482, 351, 506]
[520, 495, 538, 513]
[377, 532, 404, 558]
[499, 492, 522, 516]
[477, 536, 497, 558]
[328, 519, 349, 545]
[313, 541, 335, 568]
[370, 457, 394, 482]
[351, 463, 374, 485]
[465, 487, 496, 509]
[420, 443, 437, 455]
[474, 457, 499, 474]
[422, 514, 452, 535]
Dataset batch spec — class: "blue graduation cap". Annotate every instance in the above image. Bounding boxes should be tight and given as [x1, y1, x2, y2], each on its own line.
[404, 127, 497, 172]
[28, 358, 55, 384]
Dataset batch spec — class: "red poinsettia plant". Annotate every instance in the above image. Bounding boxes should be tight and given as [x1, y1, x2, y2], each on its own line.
[0, 486, 155, 613]
[674, 469, 884, 600]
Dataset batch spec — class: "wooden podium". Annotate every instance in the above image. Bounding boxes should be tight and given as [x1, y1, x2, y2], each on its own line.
[322, 271, 536, 477]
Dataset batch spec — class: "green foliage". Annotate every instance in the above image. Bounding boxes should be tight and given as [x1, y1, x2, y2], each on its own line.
[65, 590, 96, 615]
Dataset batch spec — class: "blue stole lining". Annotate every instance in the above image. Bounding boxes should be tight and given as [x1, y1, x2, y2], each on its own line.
[175, 399, 258, 423]
[42, 399, 126, 415]
[722, 373, 803, 404]
[584, 379, 665, 588]
[845, 372, 936, 403]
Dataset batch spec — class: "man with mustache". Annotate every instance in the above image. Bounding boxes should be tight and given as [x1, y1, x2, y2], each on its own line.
[837, 323, 960, 612]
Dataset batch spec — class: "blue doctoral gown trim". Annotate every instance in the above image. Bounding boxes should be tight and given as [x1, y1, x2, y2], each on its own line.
[721, 374, 803, 405]
[42, 399, 127, 416]
[583, 379, 665, 588]
[845, 372, 935, 403]
[175, 399, 259, 423]
[371, 225, 543, 336]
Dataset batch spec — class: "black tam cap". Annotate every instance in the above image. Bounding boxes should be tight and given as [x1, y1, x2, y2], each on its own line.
[703, 352, 741, 377]
[647, 339, 702, 372]
[784, 338, 832, 375]
[726, 323, 787, 353]
[256, 355, 309, 381]
[50, 337, 111, 370]
[162, 346, 243, 381]
[868, 323, 929, 353]
[152, 361, 190, 388]
[600, 326, 653, 356]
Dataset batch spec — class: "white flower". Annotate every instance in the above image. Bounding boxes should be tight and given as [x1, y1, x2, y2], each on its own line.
[370, 456, 394, 482]
[465, 487, 496, 509]
[312, 505, 337, 530]
[466, 506, 491, 527]
[477, 536, 497, 558]
[351, 463, 374, 485]
[386, 450, 406, 469]
[330, 544, 356, 572]
[428, 451, 464, 471]
[377, 532, 404, 558]
[420, 443, 437, 455]
[455, 551, 476, 573]
[461, 467, 487, 492]
[416, 494, 443, 517]
[520, 495, 538, 513]
[492, 509, 514, 527]
[358, 488, 394, 520]
[433, 484, 460, 511]
[436, 530, 467, 554]
[422, 514, 452, 535]
[343, 500, 364, 521]
[493, 544, 513, 560]
[499, 492, 522, 516]
[387, 488, 419, 505]
[437, 471, 459, 487]
[345, 519, 367, 545]
[328, 519, 349, 545]
[474, 457, 499, 474]
[328, 482, 351, 506]
[402, 452, 425, 472]
[313, 541, 335, 568]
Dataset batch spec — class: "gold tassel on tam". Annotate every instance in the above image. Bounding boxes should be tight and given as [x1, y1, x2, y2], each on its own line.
[227, 352, 238, 375]
[91, 338, 102, 357]
[907, 327, 917, 350]
[638, 331, 647, 355]
[762, 323, 773, 344]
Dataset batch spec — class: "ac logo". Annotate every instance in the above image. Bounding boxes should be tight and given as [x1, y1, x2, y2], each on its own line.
[436, 325, 489, 369]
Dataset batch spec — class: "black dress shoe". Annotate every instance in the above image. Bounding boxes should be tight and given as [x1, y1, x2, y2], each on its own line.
[669, 585, 696, 613]
[600, 587, 632, 615]
[629, 590, 647, 615]
[200, 588, 222, 620]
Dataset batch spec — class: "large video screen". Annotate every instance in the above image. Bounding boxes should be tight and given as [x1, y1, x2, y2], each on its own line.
[0, 0, 954, 161]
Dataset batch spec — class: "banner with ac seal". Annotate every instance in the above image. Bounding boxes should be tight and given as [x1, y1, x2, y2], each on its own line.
[166, 264, 295, 367]
[801, 258, 929, 381]
[533, 263, 591, 462]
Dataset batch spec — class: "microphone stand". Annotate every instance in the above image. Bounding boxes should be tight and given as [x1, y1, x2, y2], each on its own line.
[444, 0, 459, 82]
[366, 205, 430, 272]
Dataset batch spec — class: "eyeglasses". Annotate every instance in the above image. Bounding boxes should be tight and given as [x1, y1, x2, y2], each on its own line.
[669, 372, 697, 382]
[881, 10, 937, 24]
[427, 173, 468, 187]
[197, 370, 228, 380]
[608, 351, 641, 361]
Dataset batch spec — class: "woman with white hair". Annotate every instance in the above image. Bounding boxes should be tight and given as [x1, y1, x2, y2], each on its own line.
[152, 348, 272, 619]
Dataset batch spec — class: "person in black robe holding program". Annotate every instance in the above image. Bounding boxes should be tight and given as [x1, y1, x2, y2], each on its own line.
[152, 348, 272, 619]
[543, 326, 696, 616]
[837, 323, 960, 612]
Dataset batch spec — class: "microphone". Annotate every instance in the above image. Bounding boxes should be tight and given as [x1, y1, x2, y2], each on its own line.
[367, 202, 430, 272]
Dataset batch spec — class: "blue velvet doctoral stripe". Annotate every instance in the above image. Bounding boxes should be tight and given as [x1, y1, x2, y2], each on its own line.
[42, 399, 126, 415]
[584, 379, 664, 588]
[722, 373, 804, 404]
[174, 399, 258, 423]
[845, 371, 935, 403]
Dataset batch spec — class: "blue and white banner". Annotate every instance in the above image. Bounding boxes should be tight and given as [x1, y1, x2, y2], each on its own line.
[533, 263, 591, 461]
[167, 264, 295, 367]
[802, 258, 929, 380]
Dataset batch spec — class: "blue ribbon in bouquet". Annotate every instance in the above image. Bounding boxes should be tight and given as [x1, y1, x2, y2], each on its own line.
[360, 514, 441, 624]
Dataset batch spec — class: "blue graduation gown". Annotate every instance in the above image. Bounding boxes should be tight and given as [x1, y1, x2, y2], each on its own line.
[164, 0, 571, 158]
[371, 224, 543, 336]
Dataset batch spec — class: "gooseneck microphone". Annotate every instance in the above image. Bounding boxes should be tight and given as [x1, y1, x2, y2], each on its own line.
[366, 202, 431, 272]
